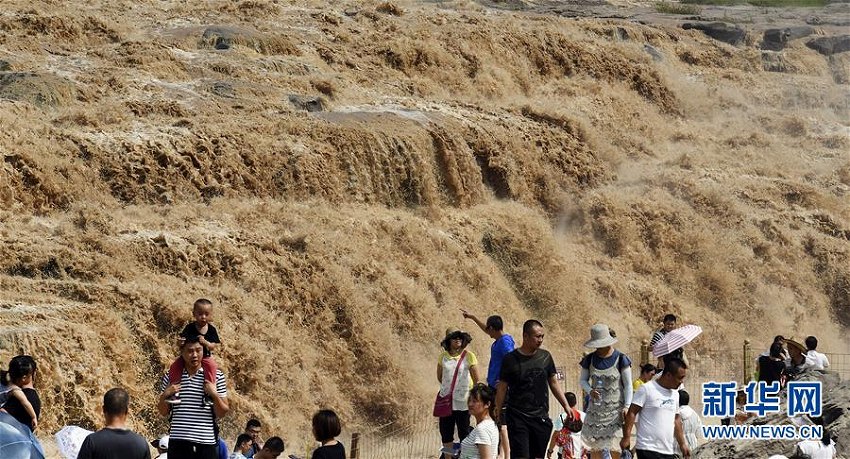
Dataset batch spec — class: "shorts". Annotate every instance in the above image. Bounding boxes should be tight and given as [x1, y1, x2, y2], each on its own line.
[439, 410, 471, 444]
[505, 411, 552, 459]
[635, 449, 678, 459]
[169, 439, 218, 459]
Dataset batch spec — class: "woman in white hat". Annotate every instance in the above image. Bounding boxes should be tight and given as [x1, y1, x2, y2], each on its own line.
[579, 324, 633, 459]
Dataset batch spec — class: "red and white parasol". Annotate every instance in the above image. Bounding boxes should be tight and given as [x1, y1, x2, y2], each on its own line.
[652, 324, 703, 358]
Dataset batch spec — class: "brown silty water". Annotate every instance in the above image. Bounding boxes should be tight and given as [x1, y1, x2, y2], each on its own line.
[0, 0, 848, 456]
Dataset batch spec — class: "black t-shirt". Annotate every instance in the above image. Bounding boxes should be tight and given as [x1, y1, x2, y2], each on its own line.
[759, 355, 785, 385]
[181, 323, 221, 358]
[3, 388, 40, 431]
[499, 349, 556, 418]
[77, 428, 152, 459]
[311, 442, 346, 459]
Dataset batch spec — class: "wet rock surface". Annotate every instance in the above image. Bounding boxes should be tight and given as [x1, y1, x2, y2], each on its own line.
[761, 26, 815, 51]
[0, 72, 76, 107]
[807, 35, 850, 56]
[288, 94, 326, 112]
[682, 22, 748, 46]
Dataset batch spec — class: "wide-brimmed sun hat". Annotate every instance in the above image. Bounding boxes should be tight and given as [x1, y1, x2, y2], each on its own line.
[785, 339, 806, 354]
[583, 323, 618, 348]
[442, 327, 472, 348]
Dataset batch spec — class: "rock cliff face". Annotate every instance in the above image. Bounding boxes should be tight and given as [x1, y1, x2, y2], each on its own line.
[0, 0, 848, 452]
[695, 371, 848, 458]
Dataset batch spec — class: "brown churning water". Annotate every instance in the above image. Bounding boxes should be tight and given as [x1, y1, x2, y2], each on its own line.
[0, 0, 847, 452]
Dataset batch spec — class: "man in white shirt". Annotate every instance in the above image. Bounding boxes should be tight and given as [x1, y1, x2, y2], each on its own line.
[620, 357, 690, 459]
[795, 429, 836, 459]
[805, 336, 830, 371]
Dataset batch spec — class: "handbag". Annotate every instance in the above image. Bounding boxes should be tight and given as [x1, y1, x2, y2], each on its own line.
[433, 350, 467, 417]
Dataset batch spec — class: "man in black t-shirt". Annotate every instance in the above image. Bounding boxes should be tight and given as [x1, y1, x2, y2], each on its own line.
[77, 388, 151, 459]
[495, 319, 572, 459]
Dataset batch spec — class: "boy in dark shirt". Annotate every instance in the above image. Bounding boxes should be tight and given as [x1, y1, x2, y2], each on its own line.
[167, 298, 221, 404]
[77, 388, 151, 459]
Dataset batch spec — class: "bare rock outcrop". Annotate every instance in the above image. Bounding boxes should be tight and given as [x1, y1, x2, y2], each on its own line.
[682, 22, 748, 46]
[761, 26, 815, 51]
[806, 35, 850, 56]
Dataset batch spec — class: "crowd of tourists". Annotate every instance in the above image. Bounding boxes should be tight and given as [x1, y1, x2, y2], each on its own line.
[434, 312, 837, 459]
[0, 301, 839, 459]
[145, 298, 347, 459]
[0, 298, 346, 459]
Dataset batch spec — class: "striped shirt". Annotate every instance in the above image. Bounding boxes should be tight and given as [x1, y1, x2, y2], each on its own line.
[159, 368, 227, 445]
[650, 329, 667, 349]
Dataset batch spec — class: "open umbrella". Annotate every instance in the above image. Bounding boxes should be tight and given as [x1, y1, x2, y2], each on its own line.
[652, 324, 703, 358]
[0, 412, 45, 459]
[55, 425, 93, 459]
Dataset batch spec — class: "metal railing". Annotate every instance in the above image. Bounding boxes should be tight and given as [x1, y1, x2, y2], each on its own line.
[823, 351, 850, 379]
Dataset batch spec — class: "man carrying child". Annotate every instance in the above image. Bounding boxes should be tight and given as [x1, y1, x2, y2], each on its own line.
[167, 298, 222, 405]
[158, 335, 229, 459]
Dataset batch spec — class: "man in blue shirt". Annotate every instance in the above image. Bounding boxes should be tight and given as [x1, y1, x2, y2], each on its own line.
[462, 309, 516, 458]
[462, 310, 516, 388]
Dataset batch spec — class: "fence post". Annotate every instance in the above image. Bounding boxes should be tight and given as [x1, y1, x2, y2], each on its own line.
[743, 340, 753, 383]
[640, 340, 649, 366]
[350, 432, 360, 459]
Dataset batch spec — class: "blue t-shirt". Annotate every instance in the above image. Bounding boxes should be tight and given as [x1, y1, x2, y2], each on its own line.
[218, 438, 228, 459]
[488, 334, 516, 387]
[579, 349, 632, 371]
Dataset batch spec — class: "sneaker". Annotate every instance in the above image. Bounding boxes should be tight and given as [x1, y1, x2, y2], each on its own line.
[165, 393, 181, 405]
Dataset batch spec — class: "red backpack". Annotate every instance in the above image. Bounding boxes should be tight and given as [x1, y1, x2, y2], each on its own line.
[554, 408, 583, 457]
